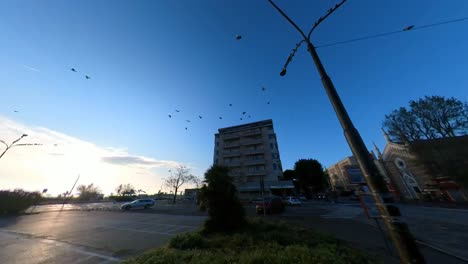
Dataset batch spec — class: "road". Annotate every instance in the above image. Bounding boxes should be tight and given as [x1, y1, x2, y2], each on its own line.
[0, 210, 205, 263]
[2, 201, 467, 263]
[274, 201, 468, 264]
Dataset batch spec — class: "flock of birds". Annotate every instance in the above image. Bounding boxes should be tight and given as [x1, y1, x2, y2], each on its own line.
[70, 68, 91, 79]
[168, 84, 271, 131]
[164, 34, 274, 131]
[15, 34, 272, 132]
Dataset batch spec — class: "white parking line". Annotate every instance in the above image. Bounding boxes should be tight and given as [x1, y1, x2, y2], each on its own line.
[69, 255, 94, 264]
[105, 226, 174, 236]
[0, 229, 122, 263]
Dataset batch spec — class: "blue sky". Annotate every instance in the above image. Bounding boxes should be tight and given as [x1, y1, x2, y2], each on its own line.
[1, 0, 467, 193]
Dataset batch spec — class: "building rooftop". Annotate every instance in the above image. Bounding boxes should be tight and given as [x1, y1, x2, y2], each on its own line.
[218, 119, 273, 134]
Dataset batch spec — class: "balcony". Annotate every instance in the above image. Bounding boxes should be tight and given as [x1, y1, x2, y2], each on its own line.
[242, 129, 262, 137]
[243, 159, 265, 166]
[246, 169, 266, 176]
[224, 141, 240, 148]
[243, 148, 264, 155]
[223, 161, 241, 167]
[241, 138, 264, 145]
[222, 151, 241, 157]
[223, 133, 240, 140]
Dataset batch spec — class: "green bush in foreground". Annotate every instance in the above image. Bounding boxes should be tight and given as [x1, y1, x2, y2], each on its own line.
[198, 165, 246, 232]
[124, 219, 381, 264]
[0, 189, 42, 214]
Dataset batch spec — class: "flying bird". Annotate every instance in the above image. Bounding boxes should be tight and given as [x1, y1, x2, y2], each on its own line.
[85, 75, 91, 79]
[175, 110, 180, 112]
[185, 127, 188, 130]
[229, 104, 233, 107]
[262, 86, 266, 91]
[219, 117, 223, 119]
[403, 25, 415, 31]
[240, 118, 243, 120]
[236, 35, 242, 40]
[71, 68, 76, 72]
[186, 120, 191, 122]
[54, 144, 58, 147]
[13, 110, 19, 113]
[168, 115, 172, 118]
[248, 115, 251, 118]
[267, 101, 270, 105]
[199, 115, 202, 119]
[242, 112, 246, 115]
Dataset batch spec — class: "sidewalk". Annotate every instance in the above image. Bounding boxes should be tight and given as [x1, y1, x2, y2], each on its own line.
[269, 213, 467, 264]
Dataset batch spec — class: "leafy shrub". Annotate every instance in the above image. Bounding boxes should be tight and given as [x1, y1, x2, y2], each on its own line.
[169, 232, 206, 250]
[124, 220, 381, 264]
[0, 189, 42, 214]
[198, 166, 246, 232]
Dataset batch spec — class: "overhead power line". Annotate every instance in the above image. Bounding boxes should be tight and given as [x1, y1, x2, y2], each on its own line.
[316, 16, 468, 49]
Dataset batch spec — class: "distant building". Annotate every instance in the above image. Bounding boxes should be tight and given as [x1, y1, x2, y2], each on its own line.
[214, 119, 291, 198]
[375, 131, 468, 202]
[184, 188, 199, 200]
[328, 132, 468, 202]
[326, 156, 360, 191]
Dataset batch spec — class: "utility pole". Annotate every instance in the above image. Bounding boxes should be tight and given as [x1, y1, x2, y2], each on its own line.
[267, 1, 425, 263]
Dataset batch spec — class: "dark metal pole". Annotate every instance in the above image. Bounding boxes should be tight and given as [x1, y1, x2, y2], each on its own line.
[266, 0, 425, 262]
[306, 39, 425, 264]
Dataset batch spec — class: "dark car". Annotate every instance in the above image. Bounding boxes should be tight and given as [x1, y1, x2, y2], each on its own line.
[256, 197, 285, 214]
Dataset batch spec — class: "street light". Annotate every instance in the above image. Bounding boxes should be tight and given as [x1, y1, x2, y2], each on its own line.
[268, 1, 425, 263]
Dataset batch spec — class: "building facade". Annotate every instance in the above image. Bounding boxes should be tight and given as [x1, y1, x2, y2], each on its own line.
[326, 156, 360, 191]
[376, 132, 468, 202]
[213, 119, 284, 198]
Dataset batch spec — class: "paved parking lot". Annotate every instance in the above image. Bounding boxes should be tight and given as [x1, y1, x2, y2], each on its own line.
[0, 210, 206, 263]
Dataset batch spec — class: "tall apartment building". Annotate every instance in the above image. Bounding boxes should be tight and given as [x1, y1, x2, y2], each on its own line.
[213, 119, 284, 197]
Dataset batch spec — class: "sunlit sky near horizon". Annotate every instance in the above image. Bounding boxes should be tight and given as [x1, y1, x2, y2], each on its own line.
[1, 0, 467, 195]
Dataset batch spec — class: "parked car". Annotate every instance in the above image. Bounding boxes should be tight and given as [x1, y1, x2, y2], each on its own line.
[256, 197, 285, 214]
[286, 197, 302, 206]
[120, 199, 155, 210]
[249, 197, 263, 204]
[315, 193, 326, 200]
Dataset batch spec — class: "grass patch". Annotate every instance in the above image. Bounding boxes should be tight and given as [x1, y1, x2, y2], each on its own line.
[124, 218, 381, 264]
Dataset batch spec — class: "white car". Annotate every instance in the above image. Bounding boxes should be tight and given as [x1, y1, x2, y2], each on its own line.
[287, 197, 302, 206]
[120, 199, 155, 210]
[297, 194, 307, 201]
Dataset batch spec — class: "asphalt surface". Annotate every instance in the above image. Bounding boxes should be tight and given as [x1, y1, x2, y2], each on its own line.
[0, 210, 205, 263]
[274, 201, 468, 264]
[2, 200, 467, 264]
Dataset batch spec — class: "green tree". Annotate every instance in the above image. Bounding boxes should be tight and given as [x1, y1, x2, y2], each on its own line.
[294, 159, 327, 194]
[165, 165, 196, 204]
[198, 165, 246, 232]
[116, 183, 136, 196]
[282, 169, 296, 180]
[383, 96, 468, 142]
[76, 183, 102, 201]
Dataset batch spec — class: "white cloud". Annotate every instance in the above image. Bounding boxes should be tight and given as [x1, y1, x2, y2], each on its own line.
[0, 116, 181, 195]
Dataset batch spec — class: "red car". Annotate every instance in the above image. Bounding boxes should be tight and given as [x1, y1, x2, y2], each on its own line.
[256, 197, 285, 214]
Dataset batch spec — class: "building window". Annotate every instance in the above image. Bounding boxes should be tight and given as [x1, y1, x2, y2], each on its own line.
[271, 153, 276, 159]
[268, 126, 273, 130]
[273, 163, 277, 170]
[270, 143, 274, 149]
[216, 142, 219, 146]
[268, 134, 274, 139]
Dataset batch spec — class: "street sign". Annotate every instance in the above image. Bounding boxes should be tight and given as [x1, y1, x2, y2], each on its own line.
[359, 194, 381, 219]
[344, 165, 366, 184]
